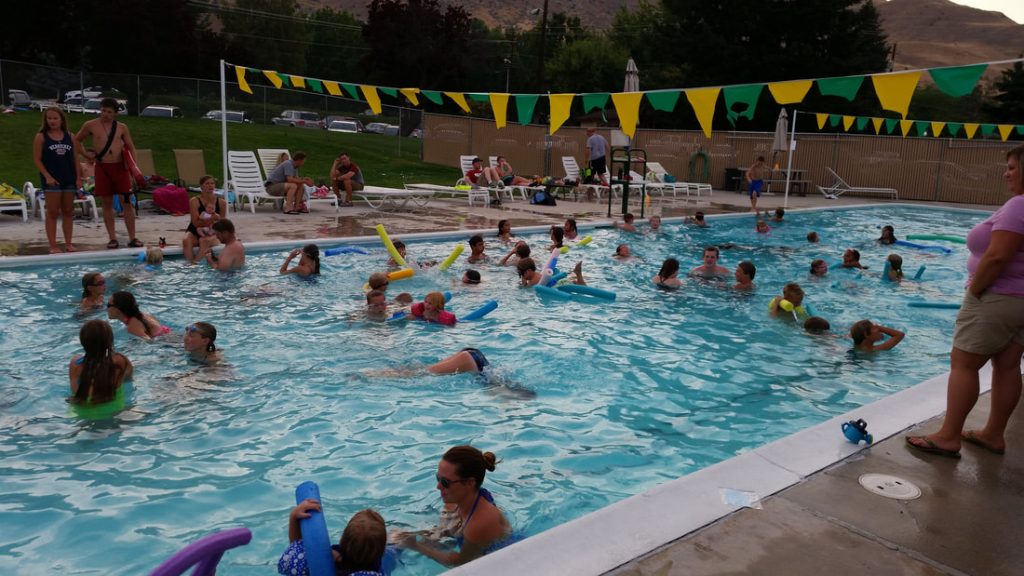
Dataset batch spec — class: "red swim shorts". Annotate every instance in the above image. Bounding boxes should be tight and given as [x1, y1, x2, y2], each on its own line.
[94, 161, 131, 197]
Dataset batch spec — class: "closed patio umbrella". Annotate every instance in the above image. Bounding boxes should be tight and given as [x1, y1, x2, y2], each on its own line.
[624, 58, 639, 92]
[771, 108, 789, 167]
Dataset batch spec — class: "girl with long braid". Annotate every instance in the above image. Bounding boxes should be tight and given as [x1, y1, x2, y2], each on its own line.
[68, 320, 133, 405]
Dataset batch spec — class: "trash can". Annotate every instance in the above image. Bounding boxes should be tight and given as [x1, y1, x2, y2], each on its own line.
[724, 168, 743, 192]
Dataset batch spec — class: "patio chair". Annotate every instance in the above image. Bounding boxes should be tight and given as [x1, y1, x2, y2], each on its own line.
[173, 149, 207, 189]
[227, 150, 282, 213]
[0, 185, 29, 222]
[562, 156, 610, 201]
[404, 182, 491, 206]
[134, 149, 157, 179]
[356, 185, 436, 210]
[23, 182, 97, 222]
[818, 167, 898, 200]
[646, 161, 712, 198]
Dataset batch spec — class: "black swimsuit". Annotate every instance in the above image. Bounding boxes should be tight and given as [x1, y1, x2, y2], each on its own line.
[186, 197, 220, 238]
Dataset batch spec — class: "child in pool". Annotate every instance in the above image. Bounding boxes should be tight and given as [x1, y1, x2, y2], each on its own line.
[684, 211, 708, 227]
[769, 283, 805, 319]
[878, 225, 897, 245]
[144, 247, 164, 266]
[755, 219, 770, 234]
[462, 270, 481, 285]
[653, 258, 682, 289]
[499, 241, 529, 266]
[410, 292, 457, 326]
[467, 235, 488, 264]
[885, 253, 904, 281]
[279, 502, 388, 576]
[807, 231, 820, 243]
[733, 261, 756, 290]
[106, 290, 169, 339]
[80, 271, 107, 311]
[615, 213, 637, 232]
[613, 244, 634, 261]
[810, 259, 829, 277]
[850, 320, 905, 352]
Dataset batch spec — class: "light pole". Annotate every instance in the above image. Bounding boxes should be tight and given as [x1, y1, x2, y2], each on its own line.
[503, 58, 512, 93]
[535, 0, 549, 88]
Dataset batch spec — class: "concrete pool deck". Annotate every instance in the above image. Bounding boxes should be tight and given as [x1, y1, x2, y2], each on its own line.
[2, 188, 1017, 575]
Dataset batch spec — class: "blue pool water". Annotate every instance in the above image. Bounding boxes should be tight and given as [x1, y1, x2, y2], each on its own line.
[0, 206, 986, 574]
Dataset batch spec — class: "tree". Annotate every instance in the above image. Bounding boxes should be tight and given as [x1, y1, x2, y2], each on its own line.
[544, 37, 629, 93]
[303, 7, 367, 79]
[984, 58, 1024, 123]
[219, 0, 307, 76]
[361, 0, 475, 90]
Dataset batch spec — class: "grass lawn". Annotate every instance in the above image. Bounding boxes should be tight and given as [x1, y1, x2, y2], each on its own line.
[0, 112, 455, 190]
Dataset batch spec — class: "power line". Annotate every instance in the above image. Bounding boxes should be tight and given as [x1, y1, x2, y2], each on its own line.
[187, 0, 364, 32]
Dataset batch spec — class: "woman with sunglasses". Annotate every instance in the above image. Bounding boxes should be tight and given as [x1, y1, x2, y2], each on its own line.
[394, 445, 514, 567]
[184, 322, 220, 363]
[69, 319, 133, 407]
[279, 244, 321, 277]
[80, 271, 107, 311]
[107, 291, 169, 340]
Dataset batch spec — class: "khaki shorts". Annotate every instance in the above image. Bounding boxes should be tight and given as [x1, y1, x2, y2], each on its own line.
[266, 182, 288, 197]
[336, 180, 364, 192]
[952, 291, 1024, 355]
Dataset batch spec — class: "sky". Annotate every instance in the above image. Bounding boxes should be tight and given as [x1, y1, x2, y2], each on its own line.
[944, 1, 1024, 24]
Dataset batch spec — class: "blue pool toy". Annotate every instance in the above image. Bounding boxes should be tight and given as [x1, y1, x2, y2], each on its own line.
[894, 240, 952, 254]
[324, 246, 369, 256]
[461, 300, 498, 321]
[914, 265, 926, 280]
[841, 419, 873, 445]
[907, 300, 960, 309]
[295, 481, 334, 576]
[556, 284, 617, 301]
[535, 285, 572, 300]
[545, 271, 568, 287]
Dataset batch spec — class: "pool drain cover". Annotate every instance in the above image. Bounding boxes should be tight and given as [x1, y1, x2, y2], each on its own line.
[858, 473, 921, 500]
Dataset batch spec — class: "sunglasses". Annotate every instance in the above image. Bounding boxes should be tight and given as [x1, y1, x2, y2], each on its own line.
[435, 474, 468, 489]
[186, 324, 208, 337]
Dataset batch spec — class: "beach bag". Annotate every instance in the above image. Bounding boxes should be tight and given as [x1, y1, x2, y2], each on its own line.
[152, 184, 190, 215]
[530, 189, 557, 206]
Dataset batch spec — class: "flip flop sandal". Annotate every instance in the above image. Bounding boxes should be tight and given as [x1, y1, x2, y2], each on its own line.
[107, 239, 119, 249]
[905, 436, 961, 459]
[299, 207, 309, 213]
[962, 431, 1005, 455]
[128, 238, 145, 248]
[284, 210, 300, 215]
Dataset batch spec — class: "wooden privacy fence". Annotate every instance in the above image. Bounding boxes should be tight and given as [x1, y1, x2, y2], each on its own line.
[423, 113, 1013, 205]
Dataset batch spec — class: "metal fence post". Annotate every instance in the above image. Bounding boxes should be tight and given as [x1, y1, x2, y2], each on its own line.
[934, 139, 946, 202]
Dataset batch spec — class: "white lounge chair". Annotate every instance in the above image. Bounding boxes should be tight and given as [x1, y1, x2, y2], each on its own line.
[562, 156, 610, 201]
[0, 186, 29, 222]
[257, 149, 290, 178]
[23, 182, 97, 222]
[404, 183, 491, 206]
[227, 151, 285, 213]
[818, 167, 897, 200]
[454, 154, 502, 204]
[646, 162, 712, 198]
[356, 185, 435, 210]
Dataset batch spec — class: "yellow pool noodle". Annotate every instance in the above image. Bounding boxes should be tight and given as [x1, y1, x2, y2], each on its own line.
[439, 244, 465, 271]
[375, 224, 408, 268]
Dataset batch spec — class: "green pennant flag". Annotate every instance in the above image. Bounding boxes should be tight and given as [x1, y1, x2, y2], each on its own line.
[279, 74, 291, 88]
[980, 124, 996, 137]
[855, 116, 869, 131]
[421, 90, 444, 105]
[468, 93, 490, 103]
[307, 79, 324, 94]
[946, 122, 963, 137]
[515, 94, 539, 125]
[929, 64, 987, 98]
[1017, 125, 1024, 135]
[341, 83, 361, 100]
[915, 121, 929, 137]
[581, 93, 609, 112]
[645, 91, 681, 113]
[828, 114, 841, 128]
[379, 87, 398, 98]
[723, 84, 763, 125]
[884, 118, 899, 134]
[816, 76, 864, 101]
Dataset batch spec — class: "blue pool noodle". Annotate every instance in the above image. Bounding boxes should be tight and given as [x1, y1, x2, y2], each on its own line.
[894, 240, 952, 254]
[881, 260, 891, 283]
[914, 265, 926, 280]
[556, 284, 617, 301]
[461, 300, 498, 321]
[535, 285, 572, 300]
[546, 272, 568, 287]
[907, 301, 960, 309]
[324, 246, 369, 256]
[295, 481, 334, 576]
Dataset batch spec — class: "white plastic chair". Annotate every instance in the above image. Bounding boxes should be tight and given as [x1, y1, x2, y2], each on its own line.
[23, 182, 97, 222]
[227, 151, 281, 213]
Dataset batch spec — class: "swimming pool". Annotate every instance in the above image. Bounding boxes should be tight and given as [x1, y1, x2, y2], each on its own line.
[0, 205, 986, 574]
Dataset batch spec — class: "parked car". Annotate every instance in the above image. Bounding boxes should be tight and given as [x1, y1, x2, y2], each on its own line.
[202, 110, 252, 123]
[62, 97, 86, 113]
[327, 120, 361, 134]
[382, 124, 400, 137]
[364, 122, 389, 134]
[8, 89, 31, 108]
[409, 128, 423, 139]
[140, 105, 183, 119]
[63, 86, 107, 101]
[271, 110, 323, 129]
[83, 98, 128, 115]
[325, 115, 364, 132]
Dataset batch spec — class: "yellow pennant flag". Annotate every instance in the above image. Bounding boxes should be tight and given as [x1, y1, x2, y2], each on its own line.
[235, 66, 252, 94]
[290, 76, 306, 89]
[444, 92, 471, 113]
[871, 117, 884, 134]
[361, 86, 382, 115]
[400, 88, 420, 106]
[842, 116, 855, 131]
[611, 92, 644, 138]
[931, 122, 946, 137]
[964, 123, 980, 139]
[767, 80, 812, 104]
[323, 81, 342, 96]
[998, 124, 1015, 141]
[815, 113, 828, 130]
[263, 70, 283, 89]
[548, 94, 575, 135]
[871, 71, 922, 118]
[685, 87, 720, 138]
[489, 93, 510, 129]
[900, 119, 914, 137]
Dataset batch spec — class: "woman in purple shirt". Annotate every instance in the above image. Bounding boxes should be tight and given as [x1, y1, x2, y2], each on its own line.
[908, 144, 1024, 458]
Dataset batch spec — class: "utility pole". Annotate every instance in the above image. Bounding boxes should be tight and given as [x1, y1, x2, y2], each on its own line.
[537, 0, 549, 88]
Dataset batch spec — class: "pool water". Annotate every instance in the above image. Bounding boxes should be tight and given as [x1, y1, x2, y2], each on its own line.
[0, 206, 985, 574]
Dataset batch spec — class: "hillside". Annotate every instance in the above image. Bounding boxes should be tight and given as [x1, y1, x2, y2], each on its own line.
[876, 0, 1024, 73]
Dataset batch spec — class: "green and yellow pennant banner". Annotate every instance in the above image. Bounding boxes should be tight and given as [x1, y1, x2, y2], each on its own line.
[807, 109, 1023, 141]
[227, 58, 1022, 139]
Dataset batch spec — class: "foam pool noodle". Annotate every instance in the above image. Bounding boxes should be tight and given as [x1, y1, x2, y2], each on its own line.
[375, 224, 408, 268]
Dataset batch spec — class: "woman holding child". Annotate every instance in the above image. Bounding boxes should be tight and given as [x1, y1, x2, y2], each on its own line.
[183, 175, 227, 264]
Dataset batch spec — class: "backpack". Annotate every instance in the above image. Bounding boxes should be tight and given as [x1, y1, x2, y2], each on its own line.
[530, 189, 557, 206]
